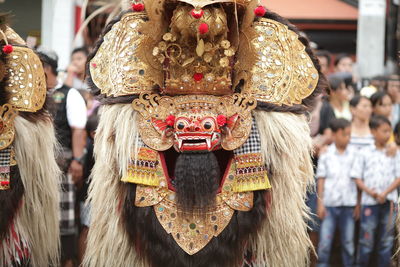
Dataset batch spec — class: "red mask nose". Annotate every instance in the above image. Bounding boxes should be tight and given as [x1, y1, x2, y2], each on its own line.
[185, 122, 201, 132]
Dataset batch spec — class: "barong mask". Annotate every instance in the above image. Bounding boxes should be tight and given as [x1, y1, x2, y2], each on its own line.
[85, 0, 325, 266]
[132, 93, 256, 152]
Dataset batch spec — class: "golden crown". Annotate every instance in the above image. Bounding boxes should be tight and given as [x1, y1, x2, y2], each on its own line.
[90, 2, 318, 106]
[154, 5, 233, 95]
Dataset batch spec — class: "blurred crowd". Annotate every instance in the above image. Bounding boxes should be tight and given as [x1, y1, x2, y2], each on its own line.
[308, 51, 400, 267]
[36, 46, 98, 267]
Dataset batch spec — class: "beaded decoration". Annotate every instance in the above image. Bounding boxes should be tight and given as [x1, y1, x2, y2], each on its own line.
[0, 146, 12, 190]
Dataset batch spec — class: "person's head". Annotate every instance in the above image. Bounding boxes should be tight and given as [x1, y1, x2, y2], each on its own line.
[36, 47, 59, 90]
[71, 47, 89, 75]
[86, 112, 99, 140]
[370, 75, 387, 91]
[394, 122, 400, 146]
[369, 115, 392, 145]
[334, 53, 353, 73]
[370, 91, 392, 118]
[350, 95, 372, 122]
[335, 72, 354, 100]
[330, 118, 351, 148]
[328, 75, 348, 102]
[386, 75, 400, 103]
[316, 50, 331, 76]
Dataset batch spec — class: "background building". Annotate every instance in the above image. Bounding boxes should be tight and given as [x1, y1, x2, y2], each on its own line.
[266, 0, 358, 54]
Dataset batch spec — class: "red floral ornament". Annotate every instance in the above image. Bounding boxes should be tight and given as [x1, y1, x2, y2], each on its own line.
[2, 44, 13, 54]
[254, 6, 267, 17]
[191, 9, 204, 19]
[198, 23, 209, 35]
[131, 2, 145, 12]
[165, 115, 176, 127]
[193, 73, 204, 82]
[217, 115, 227, 127]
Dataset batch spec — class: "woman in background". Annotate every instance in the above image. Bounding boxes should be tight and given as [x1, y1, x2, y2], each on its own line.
[370, 91, 393, 120]
[318, 75, 351, 144]
[349, 95, 374, 150]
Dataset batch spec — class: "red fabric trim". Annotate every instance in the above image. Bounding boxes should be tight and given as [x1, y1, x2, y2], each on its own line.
[75, 6, 82, 34]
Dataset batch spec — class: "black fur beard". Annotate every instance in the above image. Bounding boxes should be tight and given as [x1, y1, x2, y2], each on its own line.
[123, 186, 267, 267]
[0, 166, 24, 241]
[173, 152, 220, 215]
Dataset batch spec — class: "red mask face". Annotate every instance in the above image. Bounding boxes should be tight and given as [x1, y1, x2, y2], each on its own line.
[173, 115, 222, 152]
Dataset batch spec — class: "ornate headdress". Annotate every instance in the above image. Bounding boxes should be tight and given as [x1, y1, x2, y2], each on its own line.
[90, 0, 318, 104]
[0, 23, 46, 189]
[85, 0, 323, 266]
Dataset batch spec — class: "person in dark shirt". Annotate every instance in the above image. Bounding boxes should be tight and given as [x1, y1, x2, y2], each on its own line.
[319, 75, 351, 136]
[38, 47, 87, 267]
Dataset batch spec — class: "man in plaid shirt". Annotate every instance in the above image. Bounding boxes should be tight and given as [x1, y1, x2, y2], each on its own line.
[38, 48, 87, 267]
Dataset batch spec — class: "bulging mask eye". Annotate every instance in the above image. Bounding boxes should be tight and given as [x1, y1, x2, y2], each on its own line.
[177, 122, 185, 130]
[175, 118, 189, 131]
[201, 118, 215, 131]
[204, 121, 212, 130]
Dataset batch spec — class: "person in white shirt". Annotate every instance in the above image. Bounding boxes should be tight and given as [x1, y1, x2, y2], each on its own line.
[348, 95, 374, 151]
[316, 118, 359, 267]
[351, 115, 400, 267]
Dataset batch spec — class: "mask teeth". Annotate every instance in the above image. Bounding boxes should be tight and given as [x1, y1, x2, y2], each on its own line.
[206, 138, 211, 150]
[178, 139, 183, 150]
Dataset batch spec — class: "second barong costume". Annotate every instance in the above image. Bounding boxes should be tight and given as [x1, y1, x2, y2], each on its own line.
[0, 15, 60, 267]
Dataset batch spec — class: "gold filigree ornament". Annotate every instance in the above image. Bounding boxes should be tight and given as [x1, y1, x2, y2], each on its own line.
[132, 93, 256, 151]
[0, 104, 17, 150]
[235, 17, 319, 106]
[4, 47, 47, 112]
[157, 5, 235, 95]
[132, 152, 253, 255]
[89, 12, 156, 97]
